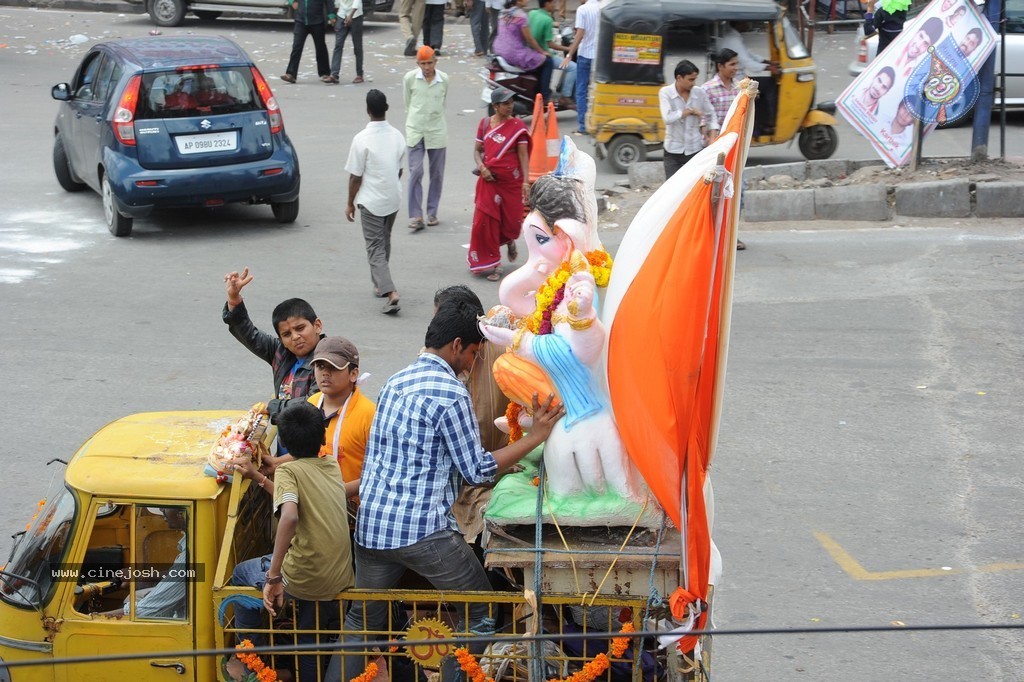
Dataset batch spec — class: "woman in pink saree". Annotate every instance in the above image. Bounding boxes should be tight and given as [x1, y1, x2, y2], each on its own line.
[468, 87, 531, 281]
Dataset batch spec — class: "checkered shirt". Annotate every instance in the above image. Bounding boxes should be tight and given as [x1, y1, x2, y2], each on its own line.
[356, 353, 498, 550]
[703, 74, 740, 130]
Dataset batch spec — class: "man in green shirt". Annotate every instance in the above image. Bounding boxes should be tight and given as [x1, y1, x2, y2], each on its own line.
[529, 0, 576, 105]
[403, 46, 450, 231]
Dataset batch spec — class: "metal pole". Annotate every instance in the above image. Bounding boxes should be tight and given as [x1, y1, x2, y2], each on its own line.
[999, 0, 1006, 158]
[530, 460, 546, 681]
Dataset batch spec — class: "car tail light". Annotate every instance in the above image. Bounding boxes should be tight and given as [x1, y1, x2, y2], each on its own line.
[261, 168, 284, 176]
[251, 67, 283, 134]
[114, 75, 142, 146]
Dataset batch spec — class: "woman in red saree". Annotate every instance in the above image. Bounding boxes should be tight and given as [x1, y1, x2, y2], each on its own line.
[468, 88, 531, 280]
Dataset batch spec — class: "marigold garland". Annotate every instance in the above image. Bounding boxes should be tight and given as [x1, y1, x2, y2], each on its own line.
[25, 499, 46, 532]
[348, 661, 379, 682]
[454, 624, 635, 682]
[455, 647, 495, 682]
[505, 401, 524, 443]
[235, 639, 278, 682]
[522, 249, 612, 336]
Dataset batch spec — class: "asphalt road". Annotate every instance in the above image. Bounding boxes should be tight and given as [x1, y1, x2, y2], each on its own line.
[1, 7, 1023, 679]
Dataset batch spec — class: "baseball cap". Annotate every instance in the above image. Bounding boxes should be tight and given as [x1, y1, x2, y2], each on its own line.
[311, 336, 359, 369]
[491, 87, 515, 105]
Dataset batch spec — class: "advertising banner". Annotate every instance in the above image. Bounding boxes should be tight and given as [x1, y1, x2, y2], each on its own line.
[837, 0, 998, 167]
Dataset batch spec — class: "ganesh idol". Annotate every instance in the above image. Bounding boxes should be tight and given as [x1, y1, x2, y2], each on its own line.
[480, 140, 645, 505]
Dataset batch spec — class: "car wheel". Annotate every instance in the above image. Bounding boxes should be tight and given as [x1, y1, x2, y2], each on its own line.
[271, 198, 299, 224]
[53, 133, 86, 192]
[798, 125, 838, 160]
[149, 0, 186, 26]
[607, 134, 646, 174]
[193, 9, 221, 19]
[102, 175, 134, 237]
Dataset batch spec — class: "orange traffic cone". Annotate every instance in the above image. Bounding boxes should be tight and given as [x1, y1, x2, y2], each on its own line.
[528, 104, 549, 183]
[528, 94, 544, 137]
[545, 102, 560, 173]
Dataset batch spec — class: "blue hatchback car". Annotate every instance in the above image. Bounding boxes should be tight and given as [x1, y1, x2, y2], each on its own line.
[51, 35, 300, 236]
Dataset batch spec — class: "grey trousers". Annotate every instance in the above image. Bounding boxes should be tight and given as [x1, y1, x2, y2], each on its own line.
[469, 0, 489, 53]
[359, 206, 397, 296]
[407, 140, 446, 219]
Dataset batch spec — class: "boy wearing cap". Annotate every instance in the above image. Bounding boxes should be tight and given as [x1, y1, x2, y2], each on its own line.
[222, 267, 325, 426]
[229, 401, 353, 681]
[403, 46, 449, 232]
[306, 337, 375, 502]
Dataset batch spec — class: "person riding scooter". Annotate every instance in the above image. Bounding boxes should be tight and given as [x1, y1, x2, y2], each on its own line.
[492, 0, 555, 103]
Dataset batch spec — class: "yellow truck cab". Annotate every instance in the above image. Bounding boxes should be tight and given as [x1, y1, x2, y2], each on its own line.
[0, 410, 267, 681]
[1, 410, 691, 681]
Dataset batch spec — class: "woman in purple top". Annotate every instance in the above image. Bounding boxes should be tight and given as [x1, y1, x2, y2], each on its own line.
[492, 0, 554, 101]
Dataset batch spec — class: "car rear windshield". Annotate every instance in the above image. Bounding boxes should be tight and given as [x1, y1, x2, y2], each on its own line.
[137, 66, 262, 119]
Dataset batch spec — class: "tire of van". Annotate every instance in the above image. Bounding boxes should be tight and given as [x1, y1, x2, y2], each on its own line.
[607, 134, 645, 174]
[271, 198, 300, 224]
[194, 10, 221, 19]
[102, 175, 134, 237]
[149, 0, 187, 27]
[53, 133, 86, 192]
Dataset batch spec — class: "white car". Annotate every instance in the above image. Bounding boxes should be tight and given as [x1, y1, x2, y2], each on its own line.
[848, 0, 1024, 107]
[134, 0, 394, 27]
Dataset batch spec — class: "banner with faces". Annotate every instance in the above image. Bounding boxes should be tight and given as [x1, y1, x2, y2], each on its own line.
[837, 0, 998, 168]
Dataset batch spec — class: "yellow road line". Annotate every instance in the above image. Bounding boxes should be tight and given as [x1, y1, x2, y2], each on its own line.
[813, 531, 1024, 581]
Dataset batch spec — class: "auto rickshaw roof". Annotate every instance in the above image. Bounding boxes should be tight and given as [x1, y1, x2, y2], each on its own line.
[65, 411, 245, 501]
[600, 0, 781, 28]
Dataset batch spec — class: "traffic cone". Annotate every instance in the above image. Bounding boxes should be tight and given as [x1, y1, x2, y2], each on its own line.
[528, 104, 548, 183]
[528, 93, 544, 137]
[545, 102, 560, 173]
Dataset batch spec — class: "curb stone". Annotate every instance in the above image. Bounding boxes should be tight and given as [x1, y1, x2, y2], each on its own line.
[974, 181, 1024, 218]
[894, 178, 971, 218]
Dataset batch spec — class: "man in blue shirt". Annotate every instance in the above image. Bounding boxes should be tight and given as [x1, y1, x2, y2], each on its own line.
[335, 297, 563, 678]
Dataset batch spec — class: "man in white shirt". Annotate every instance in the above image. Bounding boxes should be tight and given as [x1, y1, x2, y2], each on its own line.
[329, 0, 364, 83]
[562, 0, 601, 134]
[717, 21, 779, 135]
[659, 60, 718, 179]
[345, 90, 407, 314]
[716, 22, 778, 79]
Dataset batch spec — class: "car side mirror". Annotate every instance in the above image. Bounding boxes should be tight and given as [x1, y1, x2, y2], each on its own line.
[52, 83, 71, 101]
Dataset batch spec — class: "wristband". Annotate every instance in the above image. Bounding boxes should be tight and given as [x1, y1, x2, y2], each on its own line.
[265, 573, 283, 585]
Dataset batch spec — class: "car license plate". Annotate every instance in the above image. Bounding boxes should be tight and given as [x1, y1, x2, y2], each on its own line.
[175, 131, 237, 155]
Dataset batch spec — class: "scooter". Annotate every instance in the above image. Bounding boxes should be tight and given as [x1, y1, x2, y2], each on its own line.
[479, 25, 576, 116]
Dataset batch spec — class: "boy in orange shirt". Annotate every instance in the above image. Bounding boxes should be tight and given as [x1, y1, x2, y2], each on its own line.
[306, 337, 375, 504]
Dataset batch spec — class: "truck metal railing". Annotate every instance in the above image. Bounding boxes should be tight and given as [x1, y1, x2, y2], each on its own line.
[213, 587, 654, 681]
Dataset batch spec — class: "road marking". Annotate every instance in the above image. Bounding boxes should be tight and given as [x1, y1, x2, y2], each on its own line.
[814, 531, 1024, 581]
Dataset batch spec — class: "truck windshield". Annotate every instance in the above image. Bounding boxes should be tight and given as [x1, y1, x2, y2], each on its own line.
[1, 486, 77, 608]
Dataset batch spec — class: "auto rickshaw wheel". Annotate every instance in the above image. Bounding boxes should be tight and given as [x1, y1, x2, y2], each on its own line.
[798, 125, 838, 161]
[607, 134, 646, 174]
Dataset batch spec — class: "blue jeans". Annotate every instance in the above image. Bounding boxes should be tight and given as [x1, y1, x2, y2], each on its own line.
[575, 55, 592, 133]
[556, 59, 577, 98]
[231, 555, 341, 682]
[332, 530, 496, 679]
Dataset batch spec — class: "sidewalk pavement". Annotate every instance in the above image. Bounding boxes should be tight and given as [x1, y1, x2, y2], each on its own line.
[621, 159, 1024, 222]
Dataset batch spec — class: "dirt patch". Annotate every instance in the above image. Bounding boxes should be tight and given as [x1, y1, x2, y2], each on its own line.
[752, 157, 1024, 191]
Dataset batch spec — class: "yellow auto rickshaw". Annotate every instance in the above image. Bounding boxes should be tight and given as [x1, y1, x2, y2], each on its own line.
[589, 0, 839, 172]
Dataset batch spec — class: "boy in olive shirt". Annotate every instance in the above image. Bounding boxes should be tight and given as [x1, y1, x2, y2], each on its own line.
[230, 401, 353, 681]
